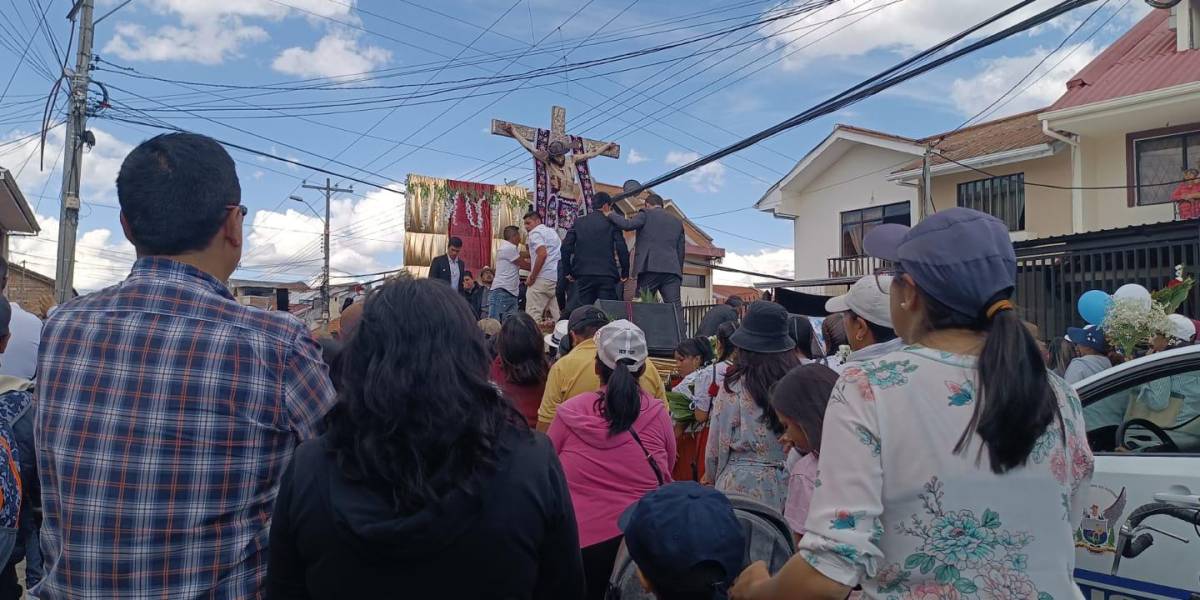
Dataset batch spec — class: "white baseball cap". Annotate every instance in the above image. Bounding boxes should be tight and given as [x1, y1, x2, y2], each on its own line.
[1167, 314, 1196, 342]
[825, 275, 894, 328]
[595, 319, 649, 370]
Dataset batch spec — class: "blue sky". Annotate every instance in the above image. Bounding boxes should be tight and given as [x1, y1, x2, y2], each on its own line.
[0, 0, 1151, 290]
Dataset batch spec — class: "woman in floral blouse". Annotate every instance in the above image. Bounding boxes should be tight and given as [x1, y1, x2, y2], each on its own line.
[732, 208, 1094, 600]
[703, 301, 799, 513]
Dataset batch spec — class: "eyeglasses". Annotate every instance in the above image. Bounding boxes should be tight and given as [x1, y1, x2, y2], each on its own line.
[874, 265, 900, 294]
[227, 204, 248, 217]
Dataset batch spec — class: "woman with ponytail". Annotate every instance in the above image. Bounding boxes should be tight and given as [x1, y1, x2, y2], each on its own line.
[732, 209, 1093, 600]
[548, 320, 676, 600]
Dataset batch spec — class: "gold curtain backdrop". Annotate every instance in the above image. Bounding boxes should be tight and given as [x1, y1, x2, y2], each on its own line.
[403, 174, 531, 278]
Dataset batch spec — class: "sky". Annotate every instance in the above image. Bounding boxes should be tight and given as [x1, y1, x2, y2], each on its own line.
[0, 0, 1153, 291]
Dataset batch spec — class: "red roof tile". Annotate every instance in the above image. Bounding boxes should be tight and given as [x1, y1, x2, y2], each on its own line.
[895, 110, 1055, 172]
[1049, 9, 1200, 111]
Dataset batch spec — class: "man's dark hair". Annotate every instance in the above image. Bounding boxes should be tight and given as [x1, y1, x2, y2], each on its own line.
[463, 270, 473, 279]
[591, 192, 612, 210]
[117, 133, 241, 256]
[725, 296, 743, 308]
[523, 210, 541, 222]
[0, 295, 10, 337]
[448, 236, 464, 249]
[645, 193, 665, 208]
[502, 225, 521, 241]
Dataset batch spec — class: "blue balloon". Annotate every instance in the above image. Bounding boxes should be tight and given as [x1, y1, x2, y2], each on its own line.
[1078, 290, 1112, 326]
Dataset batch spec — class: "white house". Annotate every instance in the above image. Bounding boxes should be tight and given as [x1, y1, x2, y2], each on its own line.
[754, 125, 922, 283]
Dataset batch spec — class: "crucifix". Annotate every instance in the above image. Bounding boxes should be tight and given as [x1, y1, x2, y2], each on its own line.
[492, 106, 620, 209]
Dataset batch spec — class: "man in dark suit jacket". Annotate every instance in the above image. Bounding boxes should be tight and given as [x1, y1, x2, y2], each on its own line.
[428, 237, 465, 291]
[604, 193, 685, 305]
[561, 192, 630, 311]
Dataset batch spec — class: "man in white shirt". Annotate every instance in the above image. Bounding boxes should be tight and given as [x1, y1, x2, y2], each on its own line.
[490, 226, 525, 321]
[522, 211, 561, 325]
[0, 258, 41, 379]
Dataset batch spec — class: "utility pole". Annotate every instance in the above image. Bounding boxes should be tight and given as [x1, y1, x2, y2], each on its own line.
[55, 0, 95, 303]
[920, 145, 934, 221]
[300, 179, 351, 324]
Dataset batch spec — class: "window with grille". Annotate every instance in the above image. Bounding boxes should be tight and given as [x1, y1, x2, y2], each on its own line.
[681, 273, 706, 288]
[1132, 129, 1200, 206]
[956, 173, 1025, 231]
[840, 201, 910, 257]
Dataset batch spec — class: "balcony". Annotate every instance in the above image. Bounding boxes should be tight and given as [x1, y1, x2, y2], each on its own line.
[828, 255, 889, 279]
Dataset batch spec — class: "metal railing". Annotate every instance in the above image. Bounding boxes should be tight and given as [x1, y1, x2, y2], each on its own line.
[828, 255, 889, 279]
[682, 303, 719, 338]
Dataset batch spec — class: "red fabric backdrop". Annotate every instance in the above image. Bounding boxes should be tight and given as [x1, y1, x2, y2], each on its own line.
[446, 179, 493, 275]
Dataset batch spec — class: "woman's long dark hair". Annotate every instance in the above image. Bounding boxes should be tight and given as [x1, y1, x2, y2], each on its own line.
[327, 277, 524, 514]
[725, 348, 800, 435]
[595, 358, 647, 435]
[902, 279, 1063, 474]
[496, 312, 550, 386]
[674, 336, 714, 364]
[769, 363, 840, 452]
[787, 315, 824, 360]
[714, 321, 738, 363]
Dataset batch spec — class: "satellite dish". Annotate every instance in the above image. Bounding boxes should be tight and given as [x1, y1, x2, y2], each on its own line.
[1145, 0, 1181, 7]
[622, 179, 642, 194]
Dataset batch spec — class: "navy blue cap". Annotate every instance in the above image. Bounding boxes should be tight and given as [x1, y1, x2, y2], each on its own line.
[1066, 325, 1107, 352]
[864, 207, 1016, 319]
[618, 482, 745, 597]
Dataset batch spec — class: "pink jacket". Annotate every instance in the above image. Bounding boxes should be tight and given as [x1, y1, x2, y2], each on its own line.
[548, 389, 676, 547]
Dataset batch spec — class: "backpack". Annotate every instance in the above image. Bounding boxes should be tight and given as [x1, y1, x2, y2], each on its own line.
[0, 387, 32, 565]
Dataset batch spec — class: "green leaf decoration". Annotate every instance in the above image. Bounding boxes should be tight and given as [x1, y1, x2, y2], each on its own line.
[920, 555, 936, 574]
[982, 508, 1001, 529]
[954, 578, 978, 594]
[904, 554, 927, 570]
[934, 564, 960, 585]
[1038, 593, 1054, 600]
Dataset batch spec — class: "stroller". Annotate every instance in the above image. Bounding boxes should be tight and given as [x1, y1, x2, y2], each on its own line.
[604, 494, 796, 599]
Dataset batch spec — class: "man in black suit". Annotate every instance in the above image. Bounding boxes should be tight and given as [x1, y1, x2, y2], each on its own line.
[604, 193, 685, 306]
[460, 271, 485, 320]
[561, 192, 630, 311]
[428, 236, 465, 291]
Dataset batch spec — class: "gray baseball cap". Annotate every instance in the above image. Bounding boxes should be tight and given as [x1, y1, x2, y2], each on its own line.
[826, 275, 893, 328]
[595, 319, 649, 370]
[864, 207, 1016, 319]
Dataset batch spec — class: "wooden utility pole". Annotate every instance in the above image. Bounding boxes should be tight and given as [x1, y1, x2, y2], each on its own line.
[54, 0, 95, 303]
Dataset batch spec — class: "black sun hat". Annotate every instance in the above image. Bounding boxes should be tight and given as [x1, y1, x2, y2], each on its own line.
[729, 301, 795, 354]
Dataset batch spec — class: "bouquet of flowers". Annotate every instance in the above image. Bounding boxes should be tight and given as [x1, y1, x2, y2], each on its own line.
[1151, 264, 1195, 314]
[1102, 297, 1170, 357]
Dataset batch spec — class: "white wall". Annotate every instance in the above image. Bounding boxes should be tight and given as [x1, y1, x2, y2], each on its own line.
[779, 144, 919, 280]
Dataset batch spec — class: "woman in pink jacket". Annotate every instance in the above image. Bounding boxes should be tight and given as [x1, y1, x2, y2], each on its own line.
[548, 319, 676, 600]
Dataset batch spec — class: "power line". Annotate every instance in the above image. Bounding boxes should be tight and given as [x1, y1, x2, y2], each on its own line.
[612, 0, 1101, 203]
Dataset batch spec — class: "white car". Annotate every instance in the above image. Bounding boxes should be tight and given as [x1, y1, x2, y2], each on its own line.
[1072, 345, 1200, 599]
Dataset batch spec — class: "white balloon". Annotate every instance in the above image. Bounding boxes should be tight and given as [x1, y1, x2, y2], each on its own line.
[1113, 283, 1152, 310]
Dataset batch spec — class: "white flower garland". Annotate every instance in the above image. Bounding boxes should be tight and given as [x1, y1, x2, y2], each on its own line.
[466, 198, 486, 230]
[442, 192, 458, 226]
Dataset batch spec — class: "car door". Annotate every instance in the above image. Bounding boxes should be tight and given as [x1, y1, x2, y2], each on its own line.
[1074, 346, 1200, 599]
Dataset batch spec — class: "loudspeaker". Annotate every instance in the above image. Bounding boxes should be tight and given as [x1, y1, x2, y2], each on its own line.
[595, 300, 683, 358]
[275, 288, 290, 312]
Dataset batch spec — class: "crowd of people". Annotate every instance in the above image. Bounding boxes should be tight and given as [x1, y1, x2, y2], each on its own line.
[0, 130, 1176, 599]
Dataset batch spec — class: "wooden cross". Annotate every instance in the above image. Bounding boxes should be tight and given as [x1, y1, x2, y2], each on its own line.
[491, 105, 621, 159]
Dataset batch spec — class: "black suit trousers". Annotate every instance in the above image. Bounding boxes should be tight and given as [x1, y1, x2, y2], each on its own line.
[573, 275, 620, 310]
[637, 272, 682, 305]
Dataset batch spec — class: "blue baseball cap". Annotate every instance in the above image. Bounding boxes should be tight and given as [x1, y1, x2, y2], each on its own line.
[618, 482, 745, 598]
[864, 207, 1016, 319]
[1066, 325, 1107, 352]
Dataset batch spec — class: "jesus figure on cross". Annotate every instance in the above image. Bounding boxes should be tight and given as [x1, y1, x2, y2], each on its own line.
[503, 122, 616, 205]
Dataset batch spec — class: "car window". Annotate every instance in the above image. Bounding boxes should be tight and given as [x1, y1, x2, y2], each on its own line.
[1083, 368, 1200, 453]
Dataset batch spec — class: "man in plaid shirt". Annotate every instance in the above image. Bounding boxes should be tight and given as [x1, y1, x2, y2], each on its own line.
[34, 133, 337, 599]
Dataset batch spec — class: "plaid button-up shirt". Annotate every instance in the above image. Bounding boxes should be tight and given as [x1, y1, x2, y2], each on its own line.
[34, 258, 336, 599]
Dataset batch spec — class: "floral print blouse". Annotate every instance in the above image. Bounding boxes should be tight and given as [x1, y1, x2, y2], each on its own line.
[704, 379, 789, 513]
[798, 345, 1094, 600]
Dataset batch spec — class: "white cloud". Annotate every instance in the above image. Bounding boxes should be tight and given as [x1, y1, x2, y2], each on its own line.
[626, 148, 648, 165]
[715, 248, 795, 286]
[242, 185, 405, 282]
[102, 0, 358, 65]
[950, 42, 1100, 118]
[8, 211, 137, 292]
[767, 0, 1122, 70]
[105, 20, 268, 65]
[0, 126, 133, 206]
[665, 150, 726, 194]
[272, 31, 392, 79]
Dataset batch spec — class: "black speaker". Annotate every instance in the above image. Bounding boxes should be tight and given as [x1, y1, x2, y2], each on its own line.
[275, 288, 290, 312]
[594, 300, 683, 358]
